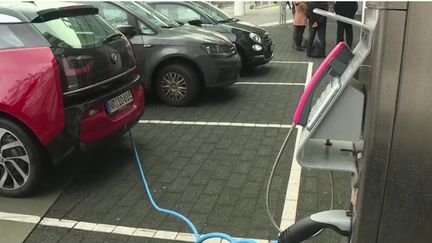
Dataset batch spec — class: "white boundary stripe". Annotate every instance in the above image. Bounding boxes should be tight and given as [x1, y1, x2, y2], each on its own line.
[138, 120, 292, 129]
[279, 62, 313, 229]
[0, 212, 272, 243]
[279, 126, 303, 229]
[306, 62, 314, 86]
[0, 212, 41, 224]
[235, 82, 305, 86]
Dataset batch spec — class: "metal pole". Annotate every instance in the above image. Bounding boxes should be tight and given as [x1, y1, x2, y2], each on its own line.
[279, 2, 287, 26]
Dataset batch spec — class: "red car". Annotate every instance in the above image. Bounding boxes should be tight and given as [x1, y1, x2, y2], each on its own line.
[0, 2, 145, 197]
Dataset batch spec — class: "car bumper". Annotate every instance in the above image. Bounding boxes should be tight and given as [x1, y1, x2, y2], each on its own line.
[247, 41, 275, 66]
[46, 76, 145, 164]
[196, 53, 241, 88]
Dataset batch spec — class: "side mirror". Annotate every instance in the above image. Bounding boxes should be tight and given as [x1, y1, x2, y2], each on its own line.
[117, 25, 137, 38]
[188, 19, 203, 27]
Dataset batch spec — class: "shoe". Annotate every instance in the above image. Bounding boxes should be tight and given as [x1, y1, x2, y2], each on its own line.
[294, 45, 305, 51]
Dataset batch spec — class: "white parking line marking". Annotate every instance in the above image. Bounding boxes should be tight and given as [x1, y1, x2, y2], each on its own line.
[154, 230, 178, 240]
[74, 221, 97, 231]
[93, 223, 116, 233]
[279, 62, 313, 229]
[113, 225, 136, 235]
[279, 126, 303, 229]
[306, 62, 313, 85]
[0, 212, 272, 242]
[133, 228, 157, 238]
[235, 82, 305, 86]
[139, 120, 293, 129]
[40, 218, 77, 228]
[0, 212, 40, 224]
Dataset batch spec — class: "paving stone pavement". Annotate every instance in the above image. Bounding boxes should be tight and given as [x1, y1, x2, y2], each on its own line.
[25, 15, 360, 243]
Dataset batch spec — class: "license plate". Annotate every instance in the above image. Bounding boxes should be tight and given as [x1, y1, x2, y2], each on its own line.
[105, 90, 133, 115]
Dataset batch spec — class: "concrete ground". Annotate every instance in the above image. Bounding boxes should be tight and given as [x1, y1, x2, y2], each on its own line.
[0, 4, 360, 243]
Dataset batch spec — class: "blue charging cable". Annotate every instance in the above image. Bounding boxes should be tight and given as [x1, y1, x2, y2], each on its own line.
[128, 131, 268, 243]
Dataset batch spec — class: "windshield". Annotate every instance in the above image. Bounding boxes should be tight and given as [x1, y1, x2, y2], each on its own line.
[192, 1, 232, 23]
[127, 2, 179, 28]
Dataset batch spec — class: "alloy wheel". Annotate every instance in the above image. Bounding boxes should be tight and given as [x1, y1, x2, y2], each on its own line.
[160, 72, 188, 102]
[0, 128, 30, 191]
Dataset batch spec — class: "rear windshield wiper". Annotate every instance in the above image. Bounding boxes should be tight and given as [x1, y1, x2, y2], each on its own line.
[102, 33, 123, 44]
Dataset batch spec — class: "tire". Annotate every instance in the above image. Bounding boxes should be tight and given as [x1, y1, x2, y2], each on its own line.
[155, 64, 201, 106]
[237, 47, 254, 75]
[0, 118, 43, 197]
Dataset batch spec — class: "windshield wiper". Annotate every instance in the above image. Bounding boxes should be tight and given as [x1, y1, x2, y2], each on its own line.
[102, 33, 123, 44]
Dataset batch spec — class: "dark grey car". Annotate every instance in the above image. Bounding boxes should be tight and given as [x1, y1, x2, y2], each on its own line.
[91, 1, 240, 106]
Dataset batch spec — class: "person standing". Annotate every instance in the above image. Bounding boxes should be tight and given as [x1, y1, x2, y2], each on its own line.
[334, 1, 358, 48]
[293, 2, 307, 51]
[306, 1, 328, 57]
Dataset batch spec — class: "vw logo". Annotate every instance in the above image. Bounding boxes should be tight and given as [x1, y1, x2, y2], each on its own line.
[110, 52, 119, 64]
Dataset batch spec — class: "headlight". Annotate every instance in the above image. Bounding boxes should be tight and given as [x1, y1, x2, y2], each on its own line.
[201, 44, 235, 57]
[249, 32, 261, 43]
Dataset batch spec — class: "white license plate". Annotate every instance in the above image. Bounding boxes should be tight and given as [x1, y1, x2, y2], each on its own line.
[106, 90, 133, 115]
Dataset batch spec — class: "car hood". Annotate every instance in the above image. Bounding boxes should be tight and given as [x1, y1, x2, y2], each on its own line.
[164, 26, 232, 45]
[221, 20, 267, 35]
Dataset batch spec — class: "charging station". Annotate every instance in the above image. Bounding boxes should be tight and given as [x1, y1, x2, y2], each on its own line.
[278, 2, 432, 243]
[128, 2, 432, 243]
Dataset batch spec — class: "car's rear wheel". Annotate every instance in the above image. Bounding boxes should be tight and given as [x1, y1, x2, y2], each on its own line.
[0, 118, 43, 197]
[155, 64, 201, 106]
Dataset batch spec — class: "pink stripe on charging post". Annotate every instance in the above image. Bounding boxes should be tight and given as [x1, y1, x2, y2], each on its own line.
[293, 42, 347, 125]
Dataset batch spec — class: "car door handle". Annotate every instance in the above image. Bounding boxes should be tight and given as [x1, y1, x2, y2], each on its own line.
[143, 44, 152, 48]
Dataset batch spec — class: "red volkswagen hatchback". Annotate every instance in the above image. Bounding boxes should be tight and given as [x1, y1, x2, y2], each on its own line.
[0, 2, 144, 197]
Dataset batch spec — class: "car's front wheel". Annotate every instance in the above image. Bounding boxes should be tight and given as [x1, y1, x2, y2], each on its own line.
[155, 64, 201, 106]
[0, 118, 43, 197]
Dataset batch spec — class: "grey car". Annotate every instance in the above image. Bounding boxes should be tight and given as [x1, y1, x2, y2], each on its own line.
[91, 1, 240, 106]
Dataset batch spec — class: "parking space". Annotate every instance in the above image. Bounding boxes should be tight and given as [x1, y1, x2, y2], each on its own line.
[0, 19, 358, 243]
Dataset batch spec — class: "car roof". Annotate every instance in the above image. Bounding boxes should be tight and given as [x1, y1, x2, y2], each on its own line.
[0, 1, 96, 23]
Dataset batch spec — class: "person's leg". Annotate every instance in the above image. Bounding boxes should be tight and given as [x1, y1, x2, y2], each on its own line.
[295, 26, 305, 49]
[317, 22, 327, 56]
[336, 21, 344, 44]
[307, 25, 317, 56]
[346, 23, 353, 48]
[292, 24, 297, 48]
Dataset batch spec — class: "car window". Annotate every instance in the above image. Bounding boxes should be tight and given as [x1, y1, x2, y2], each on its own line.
[138, 21, 155, 35]
[192, 1, 231, 23]
[154, 3, 206, 24]
[34, 15, 118, 49]
[126, 2, 179, 29]
[95, 2, 135, 27]
[0, 23, 47, 50]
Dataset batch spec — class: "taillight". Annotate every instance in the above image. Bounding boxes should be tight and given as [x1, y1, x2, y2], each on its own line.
[61, 55, 95, 92]
[124, 38, 136, 63]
